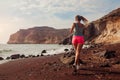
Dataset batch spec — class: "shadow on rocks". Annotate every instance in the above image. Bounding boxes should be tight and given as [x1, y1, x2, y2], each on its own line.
[60, 48, 85, 65]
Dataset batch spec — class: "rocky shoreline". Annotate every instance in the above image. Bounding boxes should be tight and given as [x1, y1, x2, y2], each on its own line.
[0, 43, 120, 80]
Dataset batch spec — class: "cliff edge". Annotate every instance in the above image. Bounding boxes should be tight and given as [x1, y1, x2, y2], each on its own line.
[7, 27, 70, 44]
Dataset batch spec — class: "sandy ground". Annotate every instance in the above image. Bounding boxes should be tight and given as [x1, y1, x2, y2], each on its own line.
[0, 43, 120, 80]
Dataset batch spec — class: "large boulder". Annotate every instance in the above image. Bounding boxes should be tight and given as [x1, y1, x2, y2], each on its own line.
[60, 48, 75, 65]
[93, 50, 116, 59]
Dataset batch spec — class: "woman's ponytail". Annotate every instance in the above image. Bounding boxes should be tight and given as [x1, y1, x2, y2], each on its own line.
[80, 16, 88, 25]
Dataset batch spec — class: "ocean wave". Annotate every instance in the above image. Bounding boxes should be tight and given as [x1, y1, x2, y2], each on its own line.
[0, 49, 12, 53]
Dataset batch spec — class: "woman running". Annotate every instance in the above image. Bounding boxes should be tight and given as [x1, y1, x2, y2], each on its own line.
[70, 15, 88, 70]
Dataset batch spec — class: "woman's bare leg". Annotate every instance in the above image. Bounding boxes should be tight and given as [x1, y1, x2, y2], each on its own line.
[73, 44, 77, 51]
[75, 43, 83, 65]
[73, 44, 77, 65]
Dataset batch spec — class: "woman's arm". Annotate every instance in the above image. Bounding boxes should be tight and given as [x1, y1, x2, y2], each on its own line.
[70, 23, 75, 33]
[81, 16, 88, 26]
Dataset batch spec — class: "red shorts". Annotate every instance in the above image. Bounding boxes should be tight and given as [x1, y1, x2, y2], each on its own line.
[72, 36, 84, 44]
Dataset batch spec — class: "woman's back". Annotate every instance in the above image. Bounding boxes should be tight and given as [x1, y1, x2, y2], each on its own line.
[73, 23, 84, 36]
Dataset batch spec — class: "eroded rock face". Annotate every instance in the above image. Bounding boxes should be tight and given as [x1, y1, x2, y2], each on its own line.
[60, 8, 120, 45]
[7, 27, 70, 44]
[87, 8, 120, 44]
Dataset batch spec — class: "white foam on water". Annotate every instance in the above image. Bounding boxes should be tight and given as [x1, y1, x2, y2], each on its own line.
[0, 44, 73, 64]
[0, 60, 10, 64]
[0, 44, 90, 64]
[46, 45, 72, 55]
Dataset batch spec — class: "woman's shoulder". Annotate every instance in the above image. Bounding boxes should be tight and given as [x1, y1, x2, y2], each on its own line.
[77, 23, 85, 27]
[72, 23, 77, 26]
[73, 22, 85, 27]
[73, 22, 77, 24]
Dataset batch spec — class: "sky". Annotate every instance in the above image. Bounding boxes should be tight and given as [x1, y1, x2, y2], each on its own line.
[0, 0, 120, 43]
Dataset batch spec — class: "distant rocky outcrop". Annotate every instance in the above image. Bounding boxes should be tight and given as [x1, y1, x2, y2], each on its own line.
[7, 27, 70, 44]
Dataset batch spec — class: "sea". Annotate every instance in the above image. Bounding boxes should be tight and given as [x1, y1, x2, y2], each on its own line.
[0, 44, 73, 64]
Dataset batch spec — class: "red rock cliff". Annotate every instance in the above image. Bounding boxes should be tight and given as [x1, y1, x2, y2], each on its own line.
[7, 27, 70, 44]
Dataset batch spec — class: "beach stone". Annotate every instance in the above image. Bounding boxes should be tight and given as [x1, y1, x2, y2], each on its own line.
[90, 43, 103, 48]
[111, 60, 120, 64]
[60, 50, 75, 65]
[6, 57, 11, 60]
[36, 55, 39, 57]
[32, 55, 36, 57]
[20, 54, 25, 58]
[60, 48, 75, 65]
[10, 54, 20, 59]
[0, 57, 4, 60]
[93, 50, 116, 59]
[67, 48, 75, 55]
[28, 55, 35, 58]
[64, 49, 69, 52]
[61, 48, 84, 65]
[60, 55, 75, 65]
[54, 54, 56, 56]
[104, 50, 116, 59]
[41, 53, 44, 56]
[25, 56, 29, 58]
[28, 55, 32, 57]
[93, 50, 100, 53]
[94, 50, 107, 57]
[41, 50, 46, 53]
[100, 62, 111, 67]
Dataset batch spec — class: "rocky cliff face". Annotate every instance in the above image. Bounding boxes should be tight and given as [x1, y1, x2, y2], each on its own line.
[86, 8, 120, 44]
[7, 27, 70, 44]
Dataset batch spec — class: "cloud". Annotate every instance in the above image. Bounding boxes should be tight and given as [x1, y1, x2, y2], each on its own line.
[4, 0, 120, 22]
[13, 0, 96, 16]
[10, 0, 100, 28]
[0, 0, 120, 43]
[13, 0, 119, 21]
[10, 0, 120, 29]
